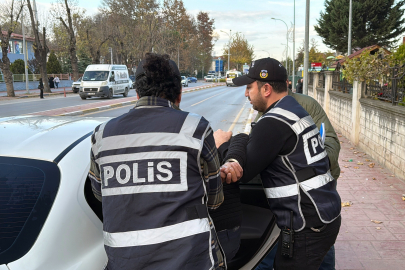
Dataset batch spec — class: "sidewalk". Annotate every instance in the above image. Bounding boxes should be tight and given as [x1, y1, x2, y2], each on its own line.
[335, 133, 405, 270]
[0, 88, 73, 100]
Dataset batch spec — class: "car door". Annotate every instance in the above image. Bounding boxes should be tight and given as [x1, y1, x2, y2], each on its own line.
[227, 177, 279, 270]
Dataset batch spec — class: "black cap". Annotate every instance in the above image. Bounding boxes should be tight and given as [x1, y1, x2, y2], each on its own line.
[135, 58, 181, 79]
[233, 58, 287, 86]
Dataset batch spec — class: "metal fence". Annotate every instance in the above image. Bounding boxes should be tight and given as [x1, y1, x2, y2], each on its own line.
[331, 71, 353, 94]
[0, 73, 80, 82]
[365, 64, 405, 106]
[317, 72, 325, 88]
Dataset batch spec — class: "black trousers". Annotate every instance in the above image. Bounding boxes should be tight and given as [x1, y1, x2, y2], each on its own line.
[274, 215, 341, 270]
[40, 88, 44, 98]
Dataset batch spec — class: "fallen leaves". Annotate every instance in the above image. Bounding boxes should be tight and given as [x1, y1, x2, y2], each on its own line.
[371, 220, 383, 224]
[341, 201, 352, 207]
[372, 177, 376, 180]
[357, 162, 364, 165]
[354, 166, 359, 169]
[344, 165, 349, 168]
[376, 227, 381, 230]
[341, 171, 344, 173]
[368, 163, 375, 168]
[349, 147, 354, 150]
[365, 159, 371, 162]
[402, 194, 405, 201]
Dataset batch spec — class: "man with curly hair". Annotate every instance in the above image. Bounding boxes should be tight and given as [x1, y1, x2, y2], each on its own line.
[89, 53, 242, 269]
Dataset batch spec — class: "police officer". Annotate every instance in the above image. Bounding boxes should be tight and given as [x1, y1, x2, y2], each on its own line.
[89, 53, 239, 270]
[219, 58, 341, 270]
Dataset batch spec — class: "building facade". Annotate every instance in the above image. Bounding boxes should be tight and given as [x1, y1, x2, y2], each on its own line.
[0, 31, 35, 64]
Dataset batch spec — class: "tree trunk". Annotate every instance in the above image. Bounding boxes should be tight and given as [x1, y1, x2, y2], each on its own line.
[0, 39, 15, 97]
[70, 43, 79, 81]
[40, 28, 51, 93]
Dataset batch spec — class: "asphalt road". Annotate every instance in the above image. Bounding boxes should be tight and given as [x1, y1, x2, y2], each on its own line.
[0, 82, 208, 117]
[83, 85, 251, 133]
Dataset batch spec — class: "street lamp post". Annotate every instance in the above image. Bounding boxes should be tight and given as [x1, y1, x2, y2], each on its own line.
[221, 30, 240, 72]
[293, 0, 296, 92]
[348, 0, 352, 55]
[271, 18, 289, 77]
[304, 0, 310, 95]
[281, 43, 292, 76]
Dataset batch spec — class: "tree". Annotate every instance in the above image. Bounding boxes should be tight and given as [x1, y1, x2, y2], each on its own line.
[196, 12, 214, 76]
[47, 51, 62, 74]
[0, 0, 23, 97]
[10, 59, 26, 74]
[27, 0, 51, 93]
[51, 0, 80, 81]
[222, 33, 254, 71]
[315, 0, 405, 53]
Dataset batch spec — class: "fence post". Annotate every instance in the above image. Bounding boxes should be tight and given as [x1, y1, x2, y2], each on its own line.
[351, 80, 363, 145]
[392, 66, 398, 105]
[313, 72, 319, 99]
[324, 71, 334, 116]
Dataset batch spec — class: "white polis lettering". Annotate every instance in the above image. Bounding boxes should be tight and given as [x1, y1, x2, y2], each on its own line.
[148, 162, 154, 182]
[116, 164, 130, 184]
[104, 166, 114, 186]
[311, 137, 319, 154]
[156, 161, 173, 181]
[133, 163, 145, 183]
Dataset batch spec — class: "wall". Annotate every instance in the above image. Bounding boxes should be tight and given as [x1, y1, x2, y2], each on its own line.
[311, 72, 405, 180]
[359, 98, 405, 179]
[329, 91, 353, 139]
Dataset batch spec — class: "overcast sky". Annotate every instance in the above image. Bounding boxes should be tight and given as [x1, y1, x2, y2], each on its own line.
[35, 0, 332, 62]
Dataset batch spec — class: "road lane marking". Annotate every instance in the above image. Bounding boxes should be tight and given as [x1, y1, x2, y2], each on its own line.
[189, 88, 231, 107]
[228, 100, 248, 132]
[79, 103, 135, 116]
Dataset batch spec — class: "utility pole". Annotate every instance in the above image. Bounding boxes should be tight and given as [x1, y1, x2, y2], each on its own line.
[292, 0, 296, 92]
[21, 3, 29, 94]
[348, 0, 352, 56]
[303, 0, 310, 95]
[228, 30, 231, 72]
[109, 47, 113, 64]
[271, 18, 288, 77]
[32, 0, 39, 28]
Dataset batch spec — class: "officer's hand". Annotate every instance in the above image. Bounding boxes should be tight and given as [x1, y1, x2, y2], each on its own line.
[220, 162, 243, 184]
[214, 129, 232, 148]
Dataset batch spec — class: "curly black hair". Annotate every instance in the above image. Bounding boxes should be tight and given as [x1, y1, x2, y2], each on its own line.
[135, 53, 181, 103]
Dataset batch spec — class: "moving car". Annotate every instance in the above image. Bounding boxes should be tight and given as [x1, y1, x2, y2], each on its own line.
[181, 76, 188, 87]
[71, 77, 82, 93]
[187, 77, 197, 83]
[129, 75, 136, 89]
[204, 75, 216, 82]
[79, 64, 130, 100]
[0, 116, 279, 270]
[226, 70, 242, 86]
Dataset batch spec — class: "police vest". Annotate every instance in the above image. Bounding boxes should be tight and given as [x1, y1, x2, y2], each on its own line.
[92, 100, 223, 270]
[258, 95, 341, 231]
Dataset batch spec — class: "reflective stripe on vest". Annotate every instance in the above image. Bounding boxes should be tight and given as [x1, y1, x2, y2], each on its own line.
[104, 218, 210, 248]
[264, 171, 334, 199]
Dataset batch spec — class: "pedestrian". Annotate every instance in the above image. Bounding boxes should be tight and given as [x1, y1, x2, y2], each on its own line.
[288, 80, 292, 90]
[219, 58, 341, 270]
[54, 76, 60, 89]
[49, 77, 55, 88]
[88, 53, 242, 270]
[296, 78, 303, 94]
[38, 78, 44, 99]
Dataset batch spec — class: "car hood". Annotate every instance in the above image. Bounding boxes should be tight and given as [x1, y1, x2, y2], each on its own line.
[0, 115, 110, 161]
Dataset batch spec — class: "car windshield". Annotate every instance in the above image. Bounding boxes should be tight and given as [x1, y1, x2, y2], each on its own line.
[82, 71, 109, 81]
[76, 77, 82, 82]
[0, 157, 60, 264]
[181, 76, 186, 80]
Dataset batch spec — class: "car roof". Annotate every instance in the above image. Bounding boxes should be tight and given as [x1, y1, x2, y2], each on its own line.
[0, 116, 110, 161]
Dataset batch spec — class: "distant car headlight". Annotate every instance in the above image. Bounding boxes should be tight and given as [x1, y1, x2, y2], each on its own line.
[101, 81, 108, 86]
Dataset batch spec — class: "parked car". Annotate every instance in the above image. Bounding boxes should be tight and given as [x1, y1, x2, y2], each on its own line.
[0, 116, 279, 270]
[129, 75, 136, 89]
[181, 76, 188, 87]
[0, 115, 108, 269]
[72, 77, 82, 93]
[187, 77, 197, 83]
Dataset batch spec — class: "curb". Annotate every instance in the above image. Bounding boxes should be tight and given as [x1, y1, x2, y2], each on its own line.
[57, 83, 225, 116]
[0, 91, 75, 100]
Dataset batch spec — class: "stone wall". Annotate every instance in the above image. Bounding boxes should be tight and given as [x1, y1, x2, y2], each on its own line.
[358, 98, 405, 179]
[329, 91, 353, 139]
[316, 88, 325, 108]
[308, 84, 313, 97]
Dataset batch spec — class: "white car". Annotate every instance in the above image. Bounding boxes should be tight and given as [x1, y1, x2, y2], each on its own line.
[0, 116, 279, 270]
[181, 76, 188, 87]
[0, 116, 108, 269]
[71, 77, 82, 93]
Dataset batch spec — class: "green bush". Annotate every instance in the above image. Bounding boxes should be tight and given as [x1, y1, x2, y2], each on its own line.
[10, 59, 27, 74]
[46, 51, 62, 74]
